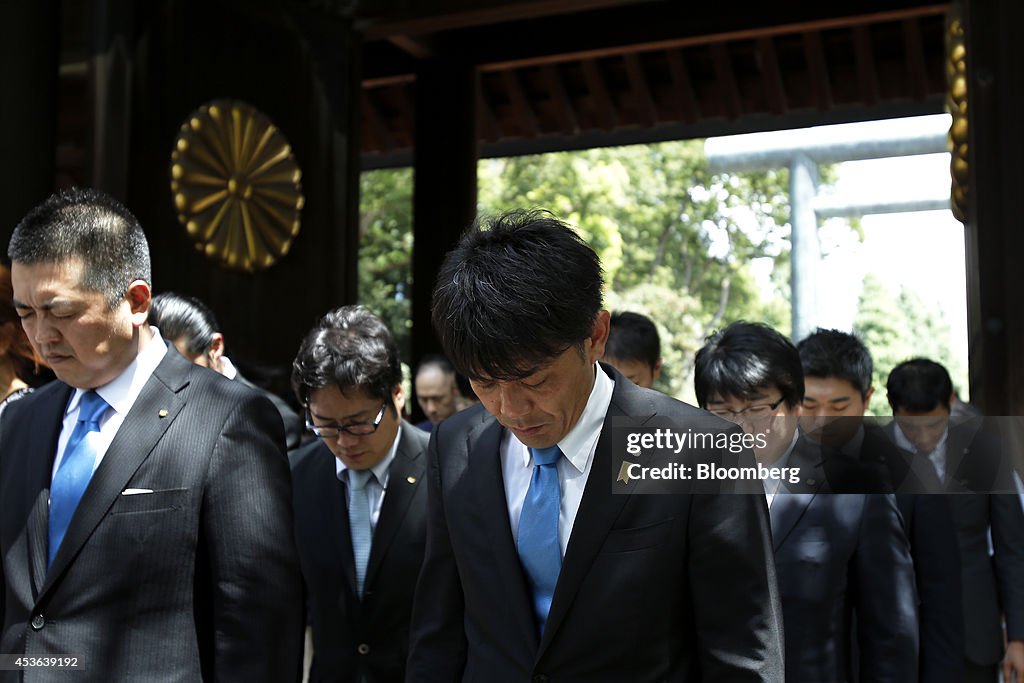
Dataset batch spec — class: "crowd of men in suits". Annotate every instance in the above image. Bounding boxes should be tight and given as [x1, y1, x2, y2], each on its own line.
[1, 189, 1022, 682]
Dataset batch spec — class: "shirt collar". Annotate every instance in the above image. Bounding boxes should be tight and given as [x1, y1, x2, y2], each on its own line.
[335, 426, 402, 488]
[516, 362, 615, 474]
[892, 421, 949, 456]
[219, 355, 238, 380]
[66, 326, 169, 418]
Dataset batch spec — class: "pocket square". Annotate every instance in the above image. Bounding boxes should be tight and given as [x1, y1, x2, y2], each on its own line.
[121, 488, 155, 496]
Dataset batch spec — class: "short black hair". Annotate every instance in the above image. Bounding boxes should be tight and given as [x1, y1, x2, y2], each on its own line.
[886, 358, 953, 413]
[606, 311, 661, 369]
[8, 188, 151, 307]
[693, 321, 804, 409]
[431, 209, 603, 381]
[797, 328, 873, 398]
[149, 293, 221, 357]
[415, 354, 455, 379]
[291, 305, 402, 407]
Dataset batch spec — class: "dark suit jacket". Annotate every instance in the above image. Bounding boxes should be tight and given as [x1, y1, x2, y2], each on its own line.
[291, 421, 429, 683]
[772, 436, 918, 682]
[407, 364, 785, 682]
[858, 425, 964, 682]
[0, 348, 304, 682]
[882, 420, 1024, 665]
[235, 370, 303, 451]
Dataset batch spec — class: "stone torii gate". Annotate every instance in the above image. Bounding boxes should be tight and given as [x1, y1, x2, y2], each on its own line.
[705, 114, 951, 342]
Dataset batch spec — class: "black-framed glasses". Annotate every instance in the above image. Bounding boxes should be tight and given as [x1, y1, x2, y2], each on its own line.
[709, 396, 786, 421]
[305, 403, 388, 439]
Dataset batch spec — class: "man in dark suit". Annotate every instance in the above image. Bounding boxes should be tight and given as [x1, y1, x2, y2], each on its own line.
[0, 189, 303, 681]
[290, 306, 429, 682]
[797, 329, 964, 682]
[149, 291, 303, 450]
[407, 210, 784, 682]
[694, 322, 918, 682]
[886, 358, 1024, 682]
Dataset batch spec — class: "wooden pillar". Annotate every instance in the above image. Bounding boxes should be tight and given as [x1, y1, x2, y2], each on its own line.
[88, 0, 135, 198]
[125, 1, 361, 397]
[410, 56, 479, 384]
[0, 0, 58, 245]
[964, 0, 1024, 415]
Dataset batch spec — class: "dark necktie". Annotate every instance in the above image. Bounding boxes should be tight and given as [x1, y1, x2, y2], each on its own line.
[517, 445, 563, 633]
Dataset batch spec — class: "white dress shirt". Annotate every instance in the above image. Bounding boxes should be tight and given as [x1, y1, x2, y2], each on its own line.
[52, 327, 168, 480]
[893, 422, 949, 482]
[501, 363, 614, 558]
[336, 428, 401, 533]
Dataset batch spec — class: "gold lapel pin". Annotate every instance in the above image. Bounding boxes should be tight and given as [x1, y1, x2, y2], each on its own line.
[158, 409, 169, 418]
[407, 476, 417, 484]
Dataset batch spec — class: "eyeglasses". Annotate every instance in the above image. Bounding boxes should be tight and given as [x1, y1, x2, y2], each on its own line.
[305, 403, 388, 439]
[709, 397, 786, 421]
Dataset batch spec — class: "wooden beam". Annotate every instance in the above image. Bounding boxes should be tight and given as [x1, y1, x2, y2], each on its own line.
[902, 17, 929, 100]
[802, 30, 833, 111]
[387, 34, 434, 59]
[852, 24, 880, 105]
[623, 52, 658, 126]
[475, 4, 949, 73]
[710, 43, 742, 119]
[477, 85, 502, 143]
[756, 36, 787, 115]
[542, 64, 580, 134]
[581, 58, 618, 130]
[502, 69, 540, 137]
[665, 48, 700, 124]
[360, 0, 651, 41]
[361, 89, 394, 153]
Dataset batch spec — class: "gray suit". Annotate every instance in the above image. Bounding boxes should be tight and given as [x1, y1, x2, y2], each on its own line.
[0, 348, 304, 682]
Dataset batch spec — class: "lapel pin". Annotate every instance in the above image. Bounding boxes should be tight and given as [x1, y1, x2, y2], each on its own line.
[407, 476, 417, 484]
[158, 409, 169, 418]
[806, 478, 816, 486]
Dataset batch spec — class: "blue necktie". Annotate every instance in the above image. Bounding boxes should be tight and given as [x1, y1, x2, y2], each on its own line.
[517, 445, 563, 633]
[348, 469, 373, 597]
[49, 390, 109, 568]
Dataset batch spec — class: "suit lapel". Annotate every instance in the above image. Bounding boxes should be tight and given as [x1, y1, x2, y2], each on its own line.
[539, 383, 649, 655]
[365, 424, 424, 588]
[40, 349, 187, 597]
[468, 415, 540, 651]
[24, 384, 74, 596]
[770, 439, 825, 551]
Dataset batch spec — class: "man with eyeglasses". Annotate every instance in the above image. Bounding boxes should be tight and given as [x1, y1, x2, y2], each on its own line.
[289, 305, 430, 683]
[694, 321, 918, 682]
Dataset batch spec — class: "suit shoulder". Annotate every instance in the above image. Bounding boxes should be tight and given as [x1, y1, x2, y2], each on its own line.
[289, 437, 331, 474]
[400, 420, 431, 454]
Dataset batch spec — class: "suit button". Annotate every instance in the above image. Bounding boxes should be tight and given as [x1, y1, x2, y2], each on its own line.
[31, 615, 45, 630]
[533, 675, 549, 683]
[357, 643, 370, 655]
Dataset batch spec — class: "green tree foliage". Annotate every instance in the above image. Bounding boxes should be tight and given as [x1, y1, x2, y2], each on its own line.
[854, 273, 967, 415]
[478, 142, 793, 398]
[359, 168, 414, 361]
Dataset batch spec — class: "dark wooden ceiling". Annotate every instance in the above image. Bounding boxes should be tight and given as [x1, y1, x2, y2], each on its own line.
[359, 1, 950, 167]
[54, 0, 951, 183]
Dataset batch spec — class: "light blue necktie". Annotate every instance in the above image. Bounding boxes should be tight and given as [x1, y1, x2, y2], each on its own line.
[517, 445, 563, 633]
[49, 390, 109, 568]
[348, 469, 373, 597]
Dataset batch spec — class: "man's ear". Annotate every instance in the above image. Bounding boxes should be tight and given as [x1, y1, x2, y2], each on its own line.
[864, 386, 875, 406]
[208, 333, 225, 362]
[126, 280, 151, 327]
[652, 358, 663, 384]
[392, 383, 406, 414]
[588, 310, 611, 362]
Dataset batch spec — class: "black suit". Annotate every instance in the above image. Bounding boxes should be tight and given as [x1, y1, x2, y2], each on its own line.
[885, 420, 1024, 667]
[235, 369, 303, 450]
[771, 436, 919, 682]
[291, 421, 429, 683]
[858, 425, 964, 682]
[0, 348, 304, 682]
[407, 364, 784, 682]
